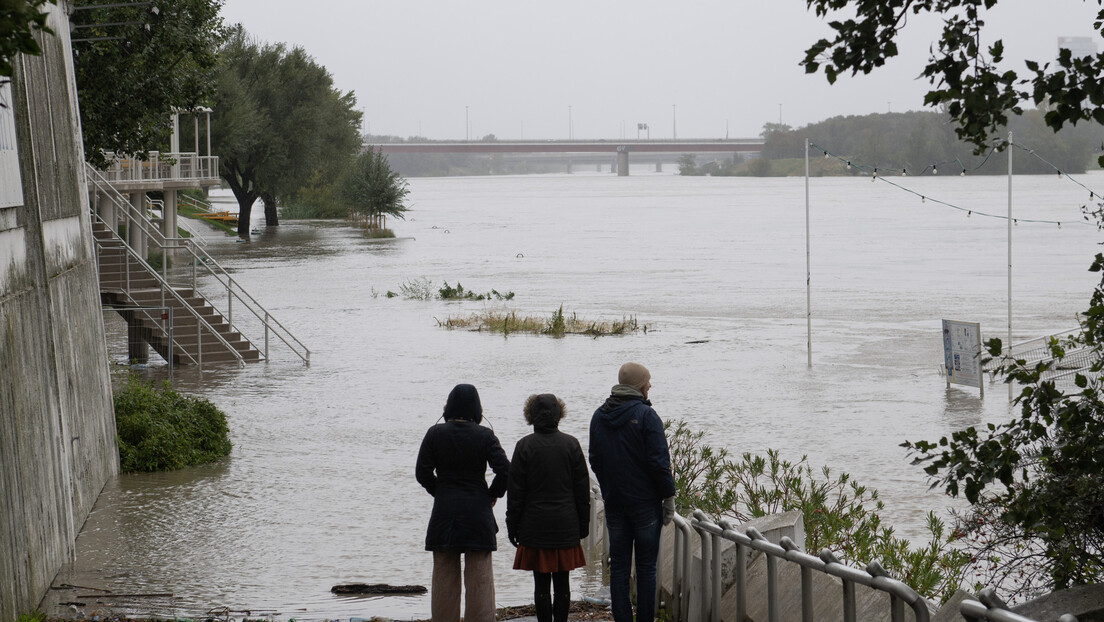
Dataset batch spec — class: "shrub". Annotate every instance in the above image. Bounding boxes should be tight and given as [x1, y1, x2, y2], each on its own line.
[667, 420, 969, 603]
[114, 375, 232, 472]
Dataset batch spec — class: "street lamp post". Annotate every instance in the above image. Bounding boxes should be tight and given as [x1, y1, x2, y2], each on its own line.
[672, 104, 677, 139]
[568, 105, 573, 140]
[465, 106, 469, 140]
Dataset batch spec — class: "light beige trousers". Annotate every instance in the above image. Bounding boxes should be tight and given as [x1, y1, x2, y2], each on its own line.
[431, 550, 496, 622]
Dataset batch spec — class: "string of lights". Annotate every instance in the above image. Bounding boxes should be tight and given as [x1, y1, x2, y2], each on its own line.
[809, 141, 1102, 229]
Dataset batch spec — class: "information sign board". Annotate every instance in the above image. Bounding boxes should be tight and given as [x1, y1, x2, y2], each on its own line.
[943, 319, 983, 392]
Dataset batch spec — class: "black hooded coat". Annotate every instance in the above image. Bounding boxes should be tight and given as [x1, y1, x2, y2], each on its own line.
[416, 385, 510, 551]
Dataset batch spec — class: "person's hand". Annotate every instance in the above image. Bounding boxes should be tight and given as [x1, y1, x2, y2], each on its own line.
[508, 532, 519, 547]
[662, 497, 675, 526]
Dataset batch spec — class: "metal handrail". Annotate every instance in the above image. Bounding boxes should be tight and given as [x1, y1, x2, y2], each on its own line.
[668, 513, 693, 622]
[92, 212, 244, 368]
[961, 588, 1079, 622]
[87, 164, 310, 365]
[690, 510, 930, 622]
[98, 151, 219, 184]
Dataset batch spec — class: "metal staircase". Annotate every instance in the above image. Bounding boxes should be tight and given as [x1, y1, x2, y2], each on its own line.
[89, 164, 310, 367]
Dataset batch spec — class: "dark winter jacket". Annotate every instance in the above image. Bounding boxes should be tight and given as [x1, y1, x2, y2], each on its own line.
[506, 425, 590, 549]
[416, 420, 510, 551]
[588, 386, 676, 510]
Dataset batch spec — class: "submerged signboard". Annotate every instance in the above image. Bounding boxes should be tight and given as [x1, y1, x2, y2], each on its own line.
[943, 319, 984, 393]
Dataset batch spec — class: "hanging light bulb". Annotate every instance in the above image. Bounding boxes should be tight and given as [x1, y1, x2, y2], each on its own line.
[846, 161, 851, 169]
[932, 166, 938, 175]
[872, 168, 878, 181]
[967, 211, 972, 218]
[1058, 221, 1062, 229]
[1057, 170, 1063, 178]
[1090, 191, 1095, 200]
[1014, 219, 1019, 226]
[960, 168, 966, 176]
[824, 151, 830, 159]
[921, 196, 926, 203]
[902, 169, 908, 176]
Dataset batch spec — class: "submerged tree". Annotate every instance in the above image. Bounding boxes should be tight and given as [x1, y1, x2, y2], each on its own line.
[339, 148, 409, 232]
[801, 0, 1104, 599]
[212, 27, 361, 238]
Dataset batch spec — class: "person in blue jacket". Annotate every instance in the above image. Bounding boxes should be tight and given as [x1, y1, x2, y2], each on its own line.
[589, 362, 676, 622]
[416, 384, 510, 622]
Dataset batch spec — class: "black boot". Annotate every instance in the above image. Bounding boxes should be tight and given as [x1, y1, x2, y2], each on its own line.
[552, 593, 570, 622]
[535, 591, 553, 622]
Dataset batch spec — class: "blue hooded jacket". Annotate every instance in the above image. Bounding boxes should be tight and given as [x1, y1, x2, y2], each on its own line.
[589, 387, 676, 510]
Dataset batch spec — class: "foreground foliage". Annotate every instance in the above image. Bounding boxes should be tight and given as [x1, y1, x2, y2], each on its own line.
[667, 420, 969, 603]
[114, 375, 231, 472]
[0, 0, 52, 79]
[802, 1, 1104, 165]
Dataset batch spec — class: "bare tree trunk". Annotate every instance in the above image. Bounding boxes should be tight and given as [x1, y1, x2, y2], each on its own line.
[262, 192, 280, 227]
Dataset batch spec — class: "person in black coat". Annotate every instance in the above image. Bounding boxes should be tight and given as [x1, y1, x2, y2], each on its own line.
[416, 384, 510, 622]
[506, 394, 590, 622]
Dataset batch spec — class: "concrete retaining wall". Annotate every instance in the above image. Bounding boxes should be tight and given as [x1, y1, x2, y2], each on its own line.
[0, 3, 119, 620]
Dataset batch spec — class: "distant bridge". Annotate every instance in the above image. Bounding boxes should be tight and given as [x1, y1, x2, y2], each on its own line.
[368, 139, 764, 175]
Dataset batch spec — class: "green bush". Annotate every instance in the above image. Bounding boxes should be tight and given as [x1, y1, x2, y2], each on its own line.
[114, 375, 232, 472]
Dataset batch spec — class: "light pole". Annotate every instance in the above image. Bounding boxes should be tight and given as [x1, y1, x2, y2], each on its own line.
[672, 104, 677, 139]
[568, 105, 573, 140]
[778, 103, 782, 125]
[465, 106, 469, 141]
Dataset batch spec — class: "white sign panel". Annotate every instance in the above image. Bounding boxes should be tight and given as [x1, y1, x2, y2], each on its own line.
[943, 319, 983, 390]
[0, 81, 24, 209]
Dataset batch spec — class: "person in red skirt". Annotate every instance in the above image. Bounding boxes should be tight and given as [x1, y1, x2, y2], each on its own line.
[506, 394, 591, 622]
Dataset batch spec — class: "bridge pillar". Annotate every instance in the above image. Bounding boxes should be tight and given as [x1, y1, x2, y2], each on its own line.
[617, 151, 629, 176]
[566, 160, 572, 174]
[611, 161, 616, 174]
[656, 162, 663, 173]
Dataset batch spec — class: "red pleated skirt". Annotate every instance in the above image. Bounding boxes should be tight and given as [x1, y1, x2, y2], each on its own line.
[513, 544, 587, 572]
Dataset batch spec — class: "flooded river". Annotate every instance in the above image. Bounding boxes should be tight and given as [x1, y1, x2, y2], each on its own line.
[51, 168, 1104, 620]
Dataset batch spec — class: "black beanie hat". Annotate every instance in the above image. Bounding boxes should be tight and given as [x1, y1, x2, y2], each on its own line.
[444, 383, 483, 423]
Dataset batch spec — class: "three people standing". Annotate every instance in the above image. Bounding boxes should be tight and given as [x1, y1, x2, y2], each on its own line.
[416, 364, 675, 622]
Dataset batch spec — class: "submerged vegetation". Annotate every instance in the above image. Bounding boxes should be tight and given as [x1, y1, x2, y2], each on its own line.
[386, 277, 515, 301]
[437, 305, 641, 338]
[114, 374, 232, 472]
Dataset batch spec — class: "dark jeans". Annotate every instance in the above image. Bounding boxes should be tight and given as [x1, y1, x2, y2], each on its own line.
[605, 502, 663, 622]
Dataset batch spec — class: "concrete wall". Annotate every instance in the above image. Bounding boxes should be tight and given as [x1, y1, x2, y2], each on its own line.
[0, 3, 119, 620]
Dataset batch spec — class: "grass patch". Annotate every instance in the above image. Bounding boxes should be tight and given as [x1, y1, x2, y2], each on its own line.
[437, 306, 642, 338]
[392, 278, 515, 301]
[114, 374, 232, 472]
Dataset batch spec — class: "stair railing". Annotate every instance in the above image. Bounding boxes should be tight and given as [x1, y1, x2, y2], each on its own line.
[92, 210, 244, 368]
[87, 163, 311, 366]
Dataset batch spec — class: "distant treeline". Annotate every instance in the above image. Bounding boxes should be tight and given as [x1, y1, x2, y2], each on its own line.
[684, 110, 1104, 177]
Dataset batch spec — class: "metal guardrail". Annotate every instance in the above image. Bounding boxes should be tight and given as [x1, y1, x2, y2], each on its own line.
[982, 328, 1095, 390]
[690, 510, 930, 622]
[92, 210, 245, 369]
[87, 164, 310, 365]
[961, 588, 1079, 622]
[98, 151, 219, 184]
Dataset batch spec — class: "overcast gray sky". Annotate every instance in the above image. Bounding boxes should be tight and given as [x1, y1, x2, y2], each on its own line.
[218, 1, 1103, 141]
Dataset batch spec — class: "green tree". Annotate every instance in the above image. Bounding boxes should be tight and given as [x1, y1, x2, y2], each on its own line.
[1, 0, 53, 81]
[212, 27, 362, 238]
[677, 154, 699, 175]
[802, 0, 1104, 164]
[802, 0, 1104, 599]
[70, 0, 224, 167]
[338, 148, 409, 231]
